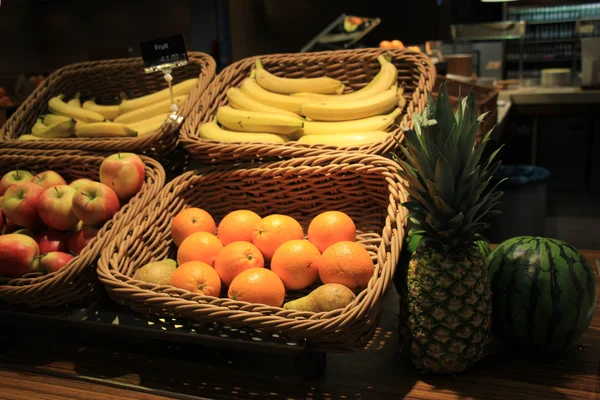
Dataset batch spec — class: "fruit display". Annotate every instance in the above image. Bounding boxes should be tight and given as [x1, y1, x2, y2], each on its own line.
[15, 78, 198, 140]
[394, 84, 503, 374]
[199, 55, 406, 147]
[0, 153, 145, 278]
[488, 236, 597, 353]
[132, 208, 370, 310]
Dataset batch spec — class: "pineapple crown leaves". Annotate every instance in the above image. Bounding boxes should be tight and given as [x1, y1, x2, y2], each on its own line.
[392, 81, 504, 252]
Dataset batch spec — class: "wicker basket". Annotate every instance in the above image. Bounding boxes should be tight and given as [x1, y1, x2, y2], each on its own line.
[180, 48, 436, 164]
[0, 53, 216, 175]
[97, 153, 406, 352]
[0, 150, 166, 307]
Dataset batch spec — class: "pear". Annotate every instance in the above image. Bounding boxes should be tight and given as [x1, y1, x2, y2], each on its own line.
[133, 259, 177, 285]
[283, 283, 356, 312]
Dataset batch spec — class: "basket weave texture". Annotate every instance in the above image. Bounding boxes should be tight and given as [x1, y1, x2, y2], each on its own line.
[0, 150, 166, 307]
[180, 48, 435, 164]
[0, 53, 216, 173]
[97, 153, 407, 352]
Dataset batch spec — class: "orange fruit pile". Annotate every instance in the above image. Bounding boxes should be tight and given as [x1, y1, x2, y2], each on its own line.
[165, 207, 374, 308]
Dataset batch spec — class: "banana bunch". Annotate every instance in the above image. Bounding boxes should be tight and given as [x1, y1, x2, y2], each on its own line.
[205, 55, 405, 147]
[19, 78, 198, 140]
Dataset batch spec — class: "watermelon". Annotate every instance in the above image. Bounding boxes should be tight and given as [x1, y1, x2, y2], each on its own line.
[488, 236, 597, 353]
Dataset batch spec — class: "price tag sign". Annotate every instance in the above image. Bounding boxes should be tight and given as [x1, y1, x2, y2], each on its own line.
[140, 34, 189, 73]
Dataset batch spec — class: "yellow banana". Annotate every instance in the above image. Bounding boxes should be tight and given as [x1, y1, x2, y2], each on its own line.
[226, 87, 303, 120]
[303, 108, 401, 135]
[75, 122, 137, 138]
[254, 59, 343, 95]
[18, 134, 45, 141]
[398, 86, 407, 109]
[300, 85, 398, 122]
[216, 106, 303, 135]
[297, 131, 389, 146]
[200, 121, 290, 144]
[291, 55, 397, 102]
[67, 92, 81, 108]
[31, 118, 46, 135]
[48, 95, 105, 123]
[32, 119, 75, 138]
[83, 99, 120, 120]
[114, 95, 188, 124]
[43, 114, 71, 125]
[119, 78, 198, 114]
[127, 113, 171, 136]
[239, 78, 310, 114]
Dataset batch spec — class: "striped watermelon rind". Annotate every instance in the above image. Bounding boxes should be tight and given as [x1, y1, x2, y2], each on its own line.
[487, 236, 597, 353]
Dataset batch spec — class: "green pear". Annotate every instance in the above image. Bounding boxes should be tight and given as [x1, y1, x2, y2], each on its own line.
[133, 260, 177, 285]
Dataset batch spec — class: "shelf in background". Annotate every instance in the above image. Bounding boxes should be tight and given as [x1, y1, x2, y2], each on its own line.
[506, 57, 580, 63]
[524, 17, 600, 25]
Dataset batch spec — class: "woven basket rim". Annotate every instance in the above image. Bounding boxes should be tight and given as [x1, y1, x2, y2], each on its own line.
[180, 48, 436, 163]
[0, 52, 216, 154]
[0, 150, 166, 307]
[96, 152, 407, 349]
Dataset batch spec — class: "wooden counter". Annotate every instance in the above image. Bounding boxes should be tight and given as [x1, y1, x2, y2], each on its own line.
[0, 250, 598, 400]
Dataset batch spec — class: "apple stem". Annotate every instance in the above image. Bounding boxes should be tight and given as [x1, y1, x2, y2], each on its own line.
[54, 187, 60, 196]
[81, 192, 93, 199]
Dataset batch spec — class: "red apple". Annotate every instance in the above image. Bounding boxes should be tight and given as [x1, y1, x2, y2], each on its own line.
[3, 182, 44, 229]
[37, 230, 70, 253]
[99, 153, 145, 200]
[36, 251, 73, 274]
[72, 182, 120, 225]
[69, 178, 94, 191]
[32, 170, 67, 190]
[37, 185, 79, 231]
[68, 227, 99, 255]
[0, 170, 35, 195]
[0, 233, 39, 277]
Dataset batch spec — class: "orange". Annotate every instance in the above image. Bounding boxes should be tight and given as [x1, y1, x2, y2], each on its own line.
[379, 40, 392, 49]
[390, 39, 404, 49]
[228, 268, 285, 307]
[171, 207, 216, 246]
[252, 214, 303, 260]
[271, 240, 320, 290]
[307, 211, 356, 253]
[315, 241, 374, 290]
[177, 231, 223, 266]
[169, 261, 221, 296]
[214, 241, 265, 286]
[217, 210, 261, 246]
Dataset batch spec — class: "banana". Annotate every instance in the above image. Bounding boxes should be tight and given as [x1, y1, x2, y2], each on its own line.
[297, 131, 389, 146]
[303, 108, 401, 135]
[127, 113, 171, 136]
[239, 78, 311, 114]
[67, 92, 81, 108]
[291, 55, 398, 102]
[48, 95, 105, 123]
[75, 122, 137, 138]
[119, 78, 198, 114]
[83, 99, 120, 120]
[31, 118, 46, 135]
[254, 59, 343, 95]
[32, 119, 75, 138]
[216, 106, 303, 135]
[300, 85, 398, 122]
[114, 95, 188, 124]
[43, 114, 71, 125]
[200, 121, 290, 144]
[18, 134, 45, 141]
[398, 86, 407, 109]
[226, 87, 303, 120]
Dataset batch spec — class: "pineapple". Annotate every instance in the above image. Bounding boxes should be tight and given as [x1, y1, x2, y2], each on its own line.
[393, 83, 503, 374]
